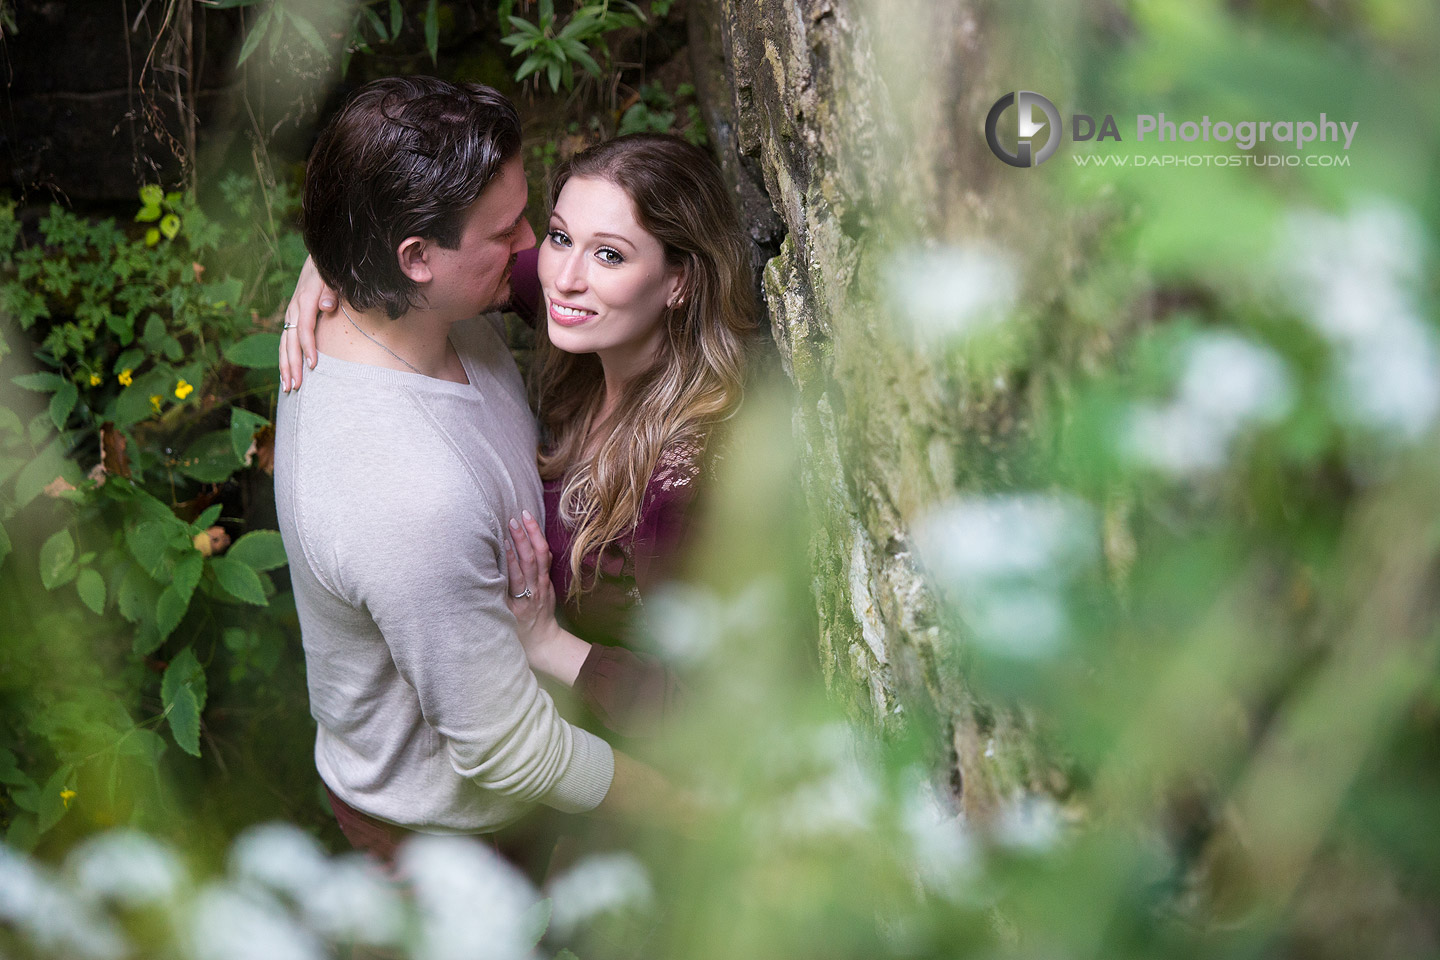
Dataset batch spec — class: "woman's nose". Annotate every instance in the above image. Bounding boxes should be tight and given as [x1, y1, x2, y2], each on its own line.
[555, 250, 585, 291]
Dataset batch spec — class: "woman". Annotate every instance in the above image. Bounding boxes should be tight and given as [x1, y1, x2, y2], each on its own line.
[281, 133, 755, 738]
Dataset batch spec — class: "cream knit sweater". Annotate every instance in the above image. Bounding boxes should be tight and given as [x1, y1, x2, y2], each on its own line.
[275, 315, 614, 833]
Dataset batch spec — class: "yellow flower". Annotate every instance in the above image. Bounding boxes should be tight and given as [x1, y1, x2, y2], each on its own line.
[60, 788, 76, 809]
[118, 369, 134, 387]
[88, 373, 102, 387]
[174, 378, 194, 400]
[149, 394, 163, 413]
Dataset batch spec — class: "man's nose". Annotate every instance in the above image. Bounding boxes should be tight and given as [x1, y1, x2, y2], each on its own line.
[515, 218, 537, 252]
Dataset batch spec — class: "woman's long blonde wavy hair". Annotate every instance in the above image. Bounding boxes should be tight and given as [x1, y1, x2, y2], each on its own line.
[535, 134, 755, 600]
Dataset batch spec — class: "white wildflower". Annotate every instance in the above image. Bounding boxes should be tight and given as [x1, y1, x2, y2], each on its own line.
[886, 246, 1020, 343]
[544, 853, 654, 938]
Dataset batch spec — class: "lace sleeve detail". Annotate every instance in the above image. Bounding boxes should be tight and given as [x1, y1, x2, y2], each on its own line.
[629, 436, 709, 593]
[650, 436, 705, 497]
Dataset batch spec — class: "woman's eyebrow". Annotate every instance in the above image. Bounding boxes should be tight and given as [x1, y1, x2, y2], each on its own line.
[591, 231, 636, 250]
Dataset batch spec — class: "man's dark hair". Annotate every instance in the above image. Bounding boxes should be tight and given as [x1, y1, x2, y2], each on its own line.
[302, 77, 522, 319]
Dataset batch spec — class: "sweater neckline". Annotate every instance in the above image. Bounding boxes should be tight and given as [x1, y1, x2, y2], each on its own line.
[310, 342, 483, 398]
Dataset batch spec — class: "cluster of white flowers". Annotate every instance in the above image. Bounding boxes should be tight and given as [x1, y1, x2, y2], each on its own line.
[643, 577, 783, 666]
[543, 852, 654, 939]
[885, 245, 1020, 345]
[915, 494, 1098, 658]
[1125, 331, 1294, 477]
[0, 823, 649, 960]
[1284, 202, 1440, 441]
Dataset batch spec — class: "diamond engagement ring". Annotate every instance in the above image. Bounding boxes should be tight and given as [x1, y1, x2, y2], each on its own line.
[282, 323, 297, 329]
[512, 587, 532, 600]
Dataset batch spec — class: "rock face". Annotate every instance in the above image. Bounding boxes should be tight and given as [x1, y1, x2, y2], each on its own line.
[689, 0, 1050, 819]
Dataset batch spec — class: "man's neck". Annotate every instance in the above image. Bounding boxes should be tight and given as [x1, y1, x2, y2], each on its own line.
[318, 302, 469, 384]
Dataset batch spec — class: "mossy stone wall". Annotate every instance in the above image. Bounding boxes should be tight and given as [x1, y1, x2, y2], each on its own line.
[687, 0, 1058, 818]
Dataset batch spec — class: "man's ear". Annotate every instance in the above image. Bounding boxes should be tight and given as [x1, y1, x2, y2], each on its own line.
[397, 236, 434, 284]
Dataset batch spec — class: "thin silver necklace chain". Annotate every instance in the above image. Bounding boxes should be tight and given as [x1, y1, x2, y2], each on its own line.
[339, 303, 423, 375]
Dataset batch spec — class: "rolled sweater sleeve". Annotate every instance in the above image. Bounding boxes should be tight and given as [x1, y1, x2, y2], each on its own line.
[355, 503, 613, 814]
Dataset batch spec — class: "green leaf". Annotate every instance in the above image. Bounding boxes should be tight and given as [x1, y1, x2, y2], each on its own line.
[389, 0, 402, 38]
[227, 529, 288, 571]
[547, 60, 561, 92]
[48, 380, 78, 430]
[557, 12, 599, 41]
[0, 520, 10, 569]
[515, 53, 545, 80]
[39, 529, 75, 589]
[132, 622, 164, 657]
[117, 564, 161, 625]
[76, 568, 106, 614]
[114, 366, 175, 427]
[37, 764, 75, 833]
[155, 580, 190, 638]
[224, 332, 282, 368]
[156, 551, 203, 638]
[0, 748, 33, 788]
[285, 8, 329, 55]
[569, 45, 602, 78]
[424, 0, 439, 63]
[178, 430, 243, 484]
[11, 371, 66, 391]
[139, 185, 164, 206]
[507, 15, 542, 37]
[236, 5, 275, 65]
[193, 504, 223, 531]
[6, 814, 39, 852]
[361, 4, 388, 41]
[15, 437, 80, 507]
[162, 646, 208, 713]
[114, 348, 145, 374]
[165, 684, 202, 757]
[211, 556, 269, 605]
[127, 520, 172, 575]
[115, 727, 166, 762]
[230, 407, 269, 462]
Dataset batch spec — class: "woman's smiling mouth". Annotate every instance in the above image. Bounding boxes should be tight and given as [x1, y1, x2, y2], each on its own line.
[549, 299, 598, 327]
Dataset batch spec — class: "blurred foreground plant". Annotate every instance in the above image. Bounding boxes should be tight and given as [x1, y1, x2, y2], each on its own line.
[0, 177, 308, 852]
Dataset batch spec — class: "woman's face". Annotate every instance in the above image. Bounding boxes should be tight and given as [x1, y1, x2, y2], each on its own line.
[537, 176, 683, 373]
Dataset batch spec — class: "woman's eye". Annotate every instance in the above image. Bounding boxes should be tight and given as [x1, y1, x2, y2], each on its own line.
[596, 247, 624, 265]
[547, 229, 570, 246]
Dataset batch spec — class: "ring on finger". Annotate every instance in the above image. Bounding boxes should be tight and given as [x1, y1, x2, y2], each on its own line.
[511, 586, 533, 600]
[282, 322, 297, 330]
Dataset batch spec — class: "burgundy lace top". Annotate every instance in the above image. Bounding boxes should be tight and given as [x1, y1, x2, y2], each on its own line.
[541, 438, 703, 737]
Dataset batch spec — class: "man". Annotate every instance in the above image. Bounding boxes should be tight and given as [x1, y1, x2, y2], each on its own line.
[275, 77, 659, 860]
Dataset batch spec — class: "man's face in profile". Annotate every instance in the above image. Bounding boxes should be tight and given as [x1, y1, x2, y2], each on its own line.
[423, 155, 536, 318]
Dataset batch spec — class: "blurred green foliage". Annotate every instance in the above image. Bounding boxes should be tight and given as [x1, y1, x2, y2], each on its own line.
[0, 176, 310, 855]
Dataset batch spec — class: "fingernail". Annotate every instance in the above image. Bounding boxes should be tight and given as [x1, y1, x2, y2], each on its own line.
[522, 510, 533, 522]
[309, 356, 316, 369]
[509, 518, 520, 530]
[321, 299, 334, 310]
[282, 378, 289, 393]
